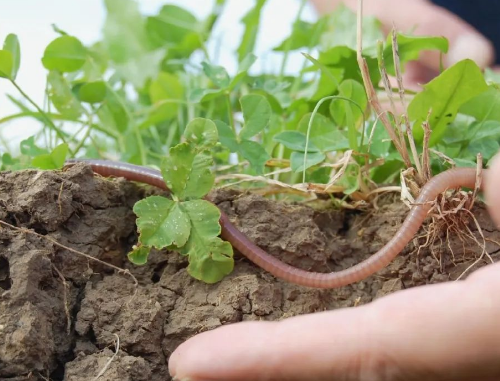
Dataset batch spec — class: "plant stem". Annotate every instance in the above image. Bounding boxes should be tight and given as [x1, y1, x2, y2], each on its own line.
[225, 92, 235, 134]
[10, 79, 73, 154]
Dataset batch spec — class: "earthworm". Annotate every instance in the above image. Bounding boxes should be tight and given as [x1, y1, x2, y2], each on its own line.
[65, 159, 485, 289]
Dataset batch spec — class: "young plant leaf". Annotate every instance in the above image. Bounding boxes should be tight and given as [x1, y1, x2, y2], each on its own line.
[184, 118, 218, 149]
[290, 151, 325, 172]
[0, 50, 14, 79]
[31, 143, 69, 169]
[3, 34, 20, 80]
[161, 143, 214, 200]
[181, 200, 233, 283]
[134, 196, 191, 248]
[298, 113, 349, 152]
[47, 71, 84, 119]
[42, 36, 87, 72]
[383, 34, 448, 75]
[273, 131, 321, 152]
[149, 72, 184, 121]
[238, 139, 270, 173]
[460, 86, 500, 123]
[215, 120, 239, 152]
[77, 80, 107, 104]
[408, 59, 489, 145]
[20, 136, 48, 156]
[128, 246, 151, 265]
[202, 62, 230, 88]
[239, 94, 272, 139]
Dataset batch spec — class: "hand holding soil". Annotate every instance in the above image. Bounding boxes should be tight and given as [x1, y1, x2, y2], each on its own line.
[168, 154, 500, 381]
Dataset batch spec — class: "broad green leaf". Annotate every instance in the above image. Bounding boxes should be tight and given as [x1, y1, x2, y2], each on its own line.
[146, 5, 200, 46]
[310, 67, 343, 101]
[273, 131, 321, 152]
[20, 136, 48, 156]
[237, 0, 267, 62]
[185, 237, 234, 283]
[320, 4, 382, 56]
[149, 72, 184, 121]
[274, 19, 326, 51]
[367, 120, 391, 157]
[42, 36, 87, 72]
[290, 151, 325, 172]
[47, 71, 83, 119]
[103, 0, 151, 63]
[202, 62, 230, 88]
[31, 143, 69, 169]
[98, 90, 129, 133]
[467, 138, 499, 161]
[460, 86, 500, 123]
[128, 246, 151, 265]
[383, 34, 448, 75]
[0, 50, 13, 79]
[239, 94, 272, 139]
[114, 50, 164, 89]
[134, 196, 190, 248]
[77, 81, 107, 103]
[184, 118, 218, 148]
[182, 200, 233, 283]
[329, 80, 367, 150]
[215, 120, 239, 152]
[3, 34, 20, 80]
[162, 143, 214, 200]
[409, 59, 489, 145]
[298, 113, 350, 152]
[238, 139, 270, 173]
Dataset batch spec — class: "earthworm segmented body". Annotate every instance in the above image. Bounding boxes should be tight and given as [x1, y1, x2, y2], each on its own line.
[66, 159, 485, 288]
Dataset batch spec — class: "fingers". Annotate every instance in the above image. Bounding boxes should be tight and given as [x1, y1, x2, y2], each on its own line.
[310, 0, 495, 72]
[485, 154, 500, 228]
[169, 262, 500, 381]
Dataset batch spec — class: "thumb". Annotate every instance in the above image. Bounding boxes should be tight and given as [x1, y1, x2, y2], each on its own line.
[485, 153, 500, 228]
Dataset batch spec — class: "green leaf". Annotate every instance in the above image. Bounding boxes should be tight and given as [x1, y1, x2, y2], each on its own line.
[162, 143, 214, 200]
[42, 36, 87, 72]
[3, 34, 20, 80]
[134, 196, 191, 248]
[184, 118, 218, 149]
[290, 151, 325, 172]
[0, 50, 14, 79]
[98, 90, 129, 133]
[215, 120, 239, 152]
[460, 86, 500, 123]
[181, 200, 233, 283]
[408, 59, 489, 145]
[237, 0, 267, 62]
[77, 80, 107, 103]
[383, 34, 448, 75]
[274, 19, 326, 51]
[467, 138, 499, 161]
[202, 62, 230, 88]
[47, 71, 84, 119]
[31, 143, 69, 169]
[298, 113, 349, 152]
[149, 72, 184, 121]
[127, 246, 151, 265]
[146, 5, 200, 47]
[238, 139, 270, 173]
[239, 94, 272, 139]
[20, 136, 48, 156]
[329, 80, 367, 150]
[273, 131, 321, 152]
[103, 0, 152, 63]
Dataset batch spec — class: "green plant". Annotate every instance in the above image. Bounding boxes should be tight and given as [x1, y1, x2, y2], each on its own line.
[1, 0, 499, 283]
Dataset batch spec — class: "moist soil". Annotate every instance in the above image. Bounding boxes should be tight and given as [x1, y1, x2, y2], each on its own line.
[0, 164, 498, 380]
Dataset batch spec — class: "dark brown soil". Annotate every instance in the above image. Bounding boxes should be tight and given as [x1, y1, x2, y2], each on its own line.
[0, 164, 498, 380]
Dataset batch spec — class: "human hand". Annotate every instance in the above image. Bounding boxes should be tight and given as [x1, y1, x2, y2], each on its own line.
[168, 155, 500, 381]
[311, 0, 496, 88]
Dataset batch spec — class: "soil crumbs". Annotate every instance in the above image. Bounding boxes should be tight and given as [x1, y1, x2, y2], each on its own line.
[0, 164, 498, 380]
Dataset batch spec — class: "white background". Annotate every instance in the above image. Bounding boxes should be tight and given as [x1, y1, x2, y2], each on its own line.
[0, 0, 319, 148]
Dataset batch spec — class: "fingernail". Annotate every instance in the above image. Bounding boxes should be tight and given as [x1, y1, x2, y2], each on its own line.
[446, 33, 494, 68]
